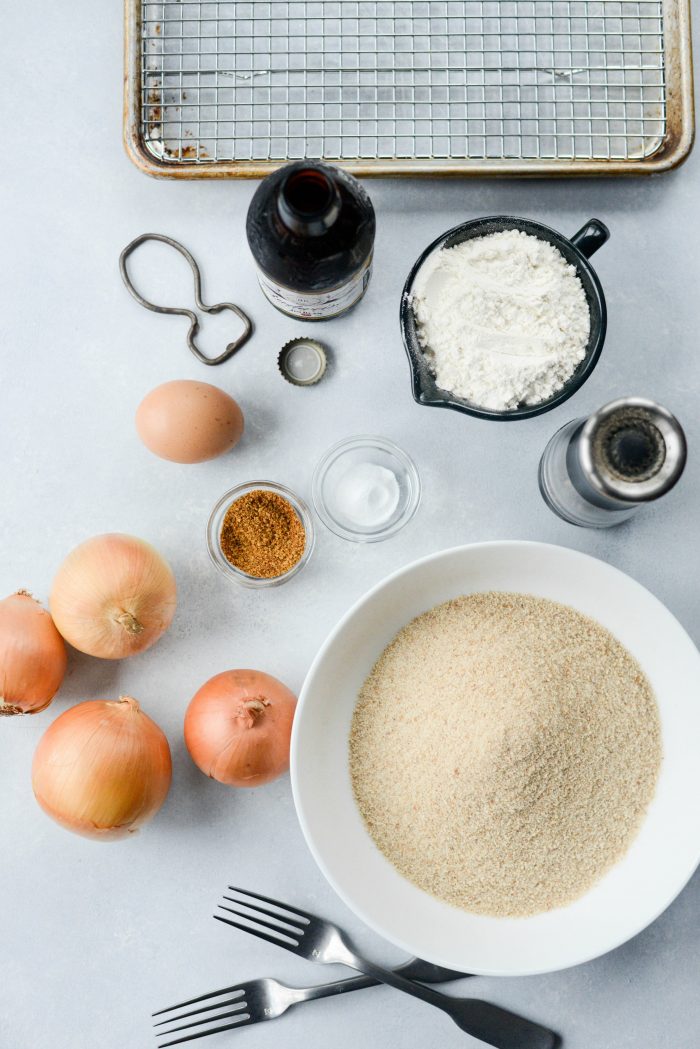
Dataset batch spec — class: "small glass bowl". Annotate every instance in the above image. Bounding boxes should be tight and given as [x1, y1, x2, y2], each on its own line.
[207, 480, 315, 588]
[312, 435, 421, 543]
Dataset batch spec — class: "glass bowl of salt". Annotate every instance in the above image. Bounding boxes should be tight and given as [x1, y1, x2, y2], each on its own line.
[312, 435, 421, 543]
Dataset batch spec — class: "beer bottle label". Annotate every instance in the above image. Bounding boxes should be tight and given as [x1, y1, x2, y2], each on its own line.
[256, 255, 372, 320]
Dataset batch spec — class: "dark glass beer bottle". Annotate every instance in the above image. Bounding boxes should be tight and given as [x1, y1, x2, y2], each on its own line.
[246, 161, 376, 321]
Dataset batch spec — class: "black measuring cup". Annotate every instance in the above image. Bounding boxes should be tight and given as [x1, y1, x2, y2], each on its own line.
[400, 216, 609, 421]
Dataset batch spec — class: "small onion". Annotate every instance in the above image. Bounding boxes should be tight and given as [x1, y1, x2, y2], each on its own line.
[50, 533, 177, 659]
[0, 591, 67, 716]
[184, 670, 297, 787]
[32, 696, 172, 840]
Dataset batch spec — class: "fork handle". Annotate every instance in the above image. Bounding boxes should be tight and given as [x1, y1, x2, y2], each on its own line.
[337, 953, 558, 1049]
[340, 954, 460, 1009]
[288, 958, 465, 1005]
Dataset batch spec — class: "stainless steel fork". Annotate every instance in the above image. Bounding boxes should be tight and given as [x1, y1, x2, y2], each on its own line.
[213, 887, 559, 1049]
[153, 956, 468, 1047]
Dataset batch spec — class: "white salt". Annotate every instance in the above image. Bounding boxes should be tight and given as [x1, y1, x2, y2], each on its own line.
[333, 462, 400, 529]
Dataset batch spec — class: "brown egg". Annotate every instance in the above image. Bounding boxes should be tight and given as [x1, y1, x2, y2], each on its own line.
[136, 380, 244, 464]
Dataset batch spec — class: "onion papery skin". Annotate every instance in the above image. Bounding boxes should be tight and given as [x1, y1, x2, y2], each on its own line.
[0, 592, 67, 716]
[184, 670, 297, 787]
[49, 534, 177, 659]
[32, 696, 172, 840]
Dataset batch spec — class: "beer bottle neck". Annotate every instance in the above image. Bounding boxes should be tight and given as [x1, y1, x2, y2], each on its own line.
[277, 167, 341, 236]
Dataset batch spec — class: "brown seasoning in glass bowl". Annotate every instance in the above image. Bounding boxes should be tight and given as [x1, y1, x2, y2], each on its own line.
[220, 489, 306, 578]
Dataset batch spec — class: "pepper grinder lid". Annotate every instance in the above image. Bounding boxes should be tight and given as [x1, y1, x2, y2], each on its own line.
[576, 397, 687, 504]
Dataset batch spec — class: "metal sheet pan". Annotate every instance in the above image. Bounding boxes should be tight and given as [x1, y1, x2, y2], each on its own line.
[124, 0, 694, 177]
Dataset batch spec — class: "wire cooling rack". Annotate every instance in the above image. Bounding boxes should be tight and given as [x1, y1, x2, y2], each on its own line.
[123, 0, 694, 177]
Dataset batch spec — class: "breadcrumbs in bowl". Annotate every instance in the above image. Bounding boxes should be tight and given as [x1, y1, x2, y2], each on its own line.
[291, 541, 700, 976]
[350, 591, 661, 918]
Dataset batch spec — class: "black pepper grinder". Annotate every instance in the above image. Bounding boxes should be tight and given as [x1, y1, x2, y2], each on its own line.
[538, 397, 687, 528]
[246, 161, 375, 321]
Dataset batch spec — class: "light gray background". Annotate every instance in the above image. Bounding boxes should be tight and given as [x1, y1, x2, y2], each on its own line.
[1, 5, 699, 1049]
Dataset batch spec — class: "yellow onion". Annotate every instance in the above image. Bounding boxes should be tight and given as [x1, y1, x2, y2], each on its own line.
[32, 696, 172, 840]
[185, 669, 297, 787]
[0, 591, 67, 715]
[50, 534, 177, 659]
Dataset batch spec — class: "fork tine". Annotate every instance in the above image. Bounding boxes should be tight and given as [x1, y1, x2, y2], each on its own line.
[217, 902, 302, 944]
[159, 1003, 248, 1037]
[153, 987, 242, 1018]
[213, 913, 299, 951]
[154, 995, 246, 1028]
[157, 1016, 252, 1048]
[226, 885, 312, 923]
[219, 899, 305, 937]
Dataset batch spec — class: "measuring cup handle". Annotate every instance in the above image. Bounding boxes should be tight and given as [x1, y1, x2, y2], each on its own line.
[570, 219, 610, 259]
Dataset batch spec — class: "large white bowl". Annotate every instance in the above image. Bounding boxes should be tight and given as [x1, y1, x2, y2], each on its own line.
[291, 541, 700, 976]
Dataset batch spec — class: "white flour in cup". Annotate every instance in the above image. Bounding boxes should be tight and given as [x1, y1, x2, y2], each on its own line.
[410, 229, 591, 412]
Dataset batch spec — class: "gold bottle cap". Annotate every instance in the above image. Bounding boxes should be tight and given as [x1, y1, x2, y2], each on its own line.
[278, 338, 328, 387]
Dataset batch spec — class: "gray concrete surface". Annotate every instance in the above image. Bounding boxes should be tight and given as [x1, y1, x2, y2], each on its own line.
[1, 4, 699, 1048]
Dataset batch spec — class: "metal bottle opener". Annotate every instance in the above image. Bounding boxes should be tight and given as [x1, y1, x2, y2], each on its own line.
[119, 233, 253, 366]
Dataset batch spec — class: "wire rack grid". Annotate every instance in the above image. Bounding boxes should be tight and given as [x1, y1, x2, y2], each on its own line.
[125, 0, 693, 176]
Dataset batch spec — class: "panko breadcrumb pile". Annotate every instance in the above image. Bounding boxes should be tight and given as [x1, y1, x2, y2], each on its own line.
[350, 592, 661, 918]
